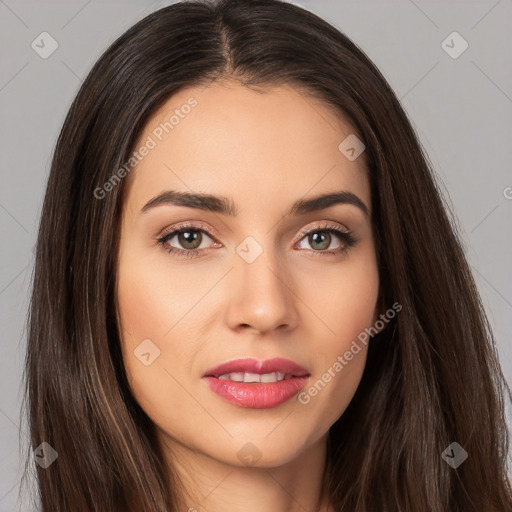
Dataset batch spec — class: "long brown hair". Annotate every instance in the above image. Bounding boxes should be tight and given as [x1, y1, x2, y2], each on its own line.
[21, 0, 512, 510]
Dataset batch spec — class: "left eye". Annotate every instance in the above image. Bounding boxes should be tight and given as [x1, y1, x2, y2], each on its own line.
[294, 224, 358, 256]
[296, 229, 344, 251]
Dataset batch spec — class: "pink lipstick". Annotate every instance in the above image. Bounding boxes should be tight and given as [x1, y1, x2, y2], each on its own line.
[202, 357, 310, 409]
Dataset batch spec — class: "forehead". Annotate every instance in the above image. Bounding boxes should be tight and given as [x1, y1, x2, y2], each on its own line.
[122, 82, 369, 218]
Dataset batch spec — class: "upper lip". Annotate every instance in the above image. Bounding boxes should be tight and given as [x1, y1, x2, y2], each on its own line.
[203, 357, 310, 378]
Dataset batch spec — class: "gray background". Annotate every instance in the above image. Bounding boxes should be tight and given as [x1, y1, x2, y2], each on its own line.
[1, 0, 511, 510]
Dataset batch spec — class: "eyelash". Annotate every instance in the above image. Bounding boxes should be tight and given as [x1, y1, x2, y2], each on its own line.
[156, 222, 358, 259]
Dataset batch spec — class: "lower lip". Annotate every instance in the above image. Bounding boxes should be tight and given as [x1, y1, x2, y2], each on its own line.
[203, 376, 310, 409]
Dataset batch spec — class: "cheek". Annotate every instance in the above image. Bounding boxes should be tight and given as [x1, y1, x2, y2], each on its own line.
[116, 273, 168, 346]
[116, 247, 208, 343]
[115, 257, 216, 457]
[328, 265, 379, 346]
[115, 252, 178, 398]
[298, 247, 379, 346]
[294, 250, 378, 422]
[115, 249, 211, 416]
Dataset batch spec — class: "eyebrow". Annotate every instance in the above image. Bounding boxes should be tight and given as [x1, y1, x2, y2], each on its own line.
[140, 189, 370, 218]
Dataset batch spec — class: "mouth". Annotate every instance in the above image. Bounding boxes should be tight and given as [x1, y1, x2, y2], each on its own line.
[202, 357, 310, 409]
[215, 371, 297, 383]
[203, 356, 310, 379]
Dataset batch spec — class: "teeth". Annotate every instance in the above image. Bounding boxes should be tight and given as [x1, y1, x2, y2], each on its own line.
[222, 372, 244, 382]
[217, 371, 287, 383]
[262, 372, 286, 382]
[244, 372, 261, 383]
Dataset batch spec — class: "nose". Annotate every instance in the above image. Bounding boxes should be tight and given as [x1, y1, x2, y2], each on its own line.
[224, 241, 299, 336]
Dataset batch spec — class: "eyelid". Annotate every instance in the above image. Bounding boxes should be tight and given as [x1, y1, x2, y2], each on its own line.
[157, 221, 217, 241]
[294, 220, 351, 242]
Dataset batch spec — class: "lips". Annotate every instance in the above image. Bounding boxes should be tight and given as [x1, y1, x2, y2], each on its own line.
[202, 357, 311, 409]
[203, 357, 310, 379]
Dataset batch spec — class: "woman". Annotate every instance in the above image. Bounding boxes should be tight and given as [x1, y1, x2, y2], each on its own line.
[21, 0, 512, 510]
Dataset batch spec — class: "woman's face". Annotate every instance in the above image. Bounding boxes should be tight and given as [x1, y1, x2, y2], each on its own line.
[116, 82, 379, 468]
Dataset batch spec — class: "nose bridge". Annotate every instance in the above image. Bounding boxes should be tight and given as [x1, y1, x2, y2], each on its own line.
[226, 233, 297, 333]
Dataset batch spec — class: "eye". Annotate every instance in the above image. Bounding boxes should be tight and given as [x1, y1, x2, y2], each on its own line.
[157, 223, 220, 259]
[294, 222, 358, 257]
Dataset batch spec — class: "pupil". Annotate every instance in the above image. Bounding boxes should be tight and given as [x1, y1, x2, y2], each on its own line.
[311, 232, 329, 250]
[180, 231, 200, 249]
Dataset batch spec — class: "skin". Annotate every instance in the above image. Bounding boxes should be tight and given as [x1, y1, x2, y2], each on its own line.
[116, 81, 381, 512]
